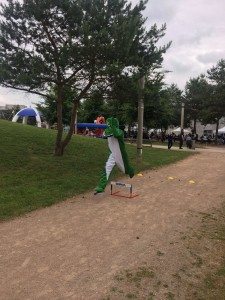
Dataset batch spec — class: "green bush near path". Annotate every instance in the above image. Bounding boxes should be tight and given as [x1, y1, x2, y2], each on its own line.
[0, 119, 194, 221]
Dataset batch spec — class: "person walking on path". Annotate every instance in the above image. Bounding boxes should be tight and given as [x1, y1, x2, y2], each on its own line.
[186, 133, 192, 149]
[168, 133, 174, 149]
[179, 129, 184, 149]
[192, 132, 196, 150]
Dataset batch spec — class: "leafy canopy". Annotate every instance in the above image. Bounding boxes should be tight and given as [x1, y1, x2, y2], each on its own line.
[0, 0, 170, 155]
[0, 0, 160, 96]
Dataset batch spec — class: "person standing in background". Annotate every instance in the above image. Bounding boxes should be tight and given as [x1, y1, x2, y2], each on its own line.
[95, 114, 106, 137]
[192, 131, 196, 150]
[179, 129, 184, 149]
[168, 133, 174, 149]
[186, 133, 192, 149]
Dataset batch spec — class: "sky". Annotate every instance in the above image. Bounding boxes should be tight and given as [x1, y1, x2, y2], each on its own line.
[0, 0, 225, 107]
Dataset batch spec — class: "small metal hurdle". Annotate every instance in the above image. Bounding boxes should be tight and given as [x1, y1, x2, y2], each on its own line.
[110, 181, 138, 198]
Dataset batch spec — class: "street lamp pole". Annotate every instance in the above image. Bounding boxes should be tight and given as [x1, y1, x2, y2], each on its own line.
[137, 75, 145, 162]
[181, 102, 184, 129]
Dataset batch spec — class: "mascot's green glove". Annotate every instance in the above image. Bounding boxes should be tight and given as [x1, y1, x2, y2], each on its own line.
[95, 117, 134, 193]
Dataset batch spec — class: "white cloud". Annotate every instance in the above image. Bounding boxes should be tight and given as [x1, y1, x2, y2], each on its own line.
[144, 0, 179, 24]
[155, 0, 225, 88]
[197, 51, 225, 64]
[129, 0, 225, 90]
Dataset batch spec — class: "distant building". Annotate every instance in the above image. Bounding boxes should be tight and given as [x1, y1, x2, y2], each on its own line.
[167, 117, 225, 137]
[0, 104, 27, 120]
[190, 118, 225, 137]
[0, 104, 27, 110]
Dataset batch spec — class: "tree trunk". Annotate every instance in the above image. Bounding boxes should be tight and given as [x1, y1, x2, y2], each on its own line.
[128, 124, 131, 137]
[55, 143, 65, 156]
[215, 119, 219, 144]
[54, 97, 79, 156]
[63, 101, 79, 147]
[54, 85, 64, 156]
[54, 74, 94, 156]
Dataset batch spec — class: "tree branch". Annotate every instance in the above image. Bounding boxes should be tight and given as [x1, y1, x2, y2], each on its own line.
[42, 22, 62, 82]
[0, 83, 52, 99]
[62, 65, 85, 84]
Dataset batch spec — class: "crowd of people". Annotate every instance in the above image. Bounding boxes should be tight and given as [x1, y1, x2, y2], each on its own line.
[167, 131, 225, 149]
[199, 134, 225, 144]
[167, 131, 210, 150]
[78, 116, 225, 147]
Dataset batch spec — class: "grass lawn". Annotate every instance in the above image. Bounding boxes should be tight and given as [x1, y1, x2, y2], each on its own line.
[0, 119, 194, 221]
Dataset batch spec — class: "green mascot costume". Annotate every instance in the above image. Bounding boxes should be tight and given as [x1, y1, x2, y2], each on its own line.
[95, 117, 134, 194]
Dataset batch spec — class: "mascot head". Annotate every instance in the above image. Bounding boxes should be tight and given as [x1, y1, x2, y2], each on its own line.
[105, 117, 119, 136]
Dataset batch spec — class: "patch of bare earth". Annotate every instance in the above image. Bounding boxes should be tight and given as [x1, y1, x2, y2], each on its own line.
[0, 152, 225, 300]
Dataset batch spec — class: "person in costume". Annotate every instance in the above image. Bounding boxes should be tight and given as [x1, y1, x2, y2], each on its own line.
[96, 114, 105, 124]
[95, 114, 106, 137]
[95, 117, 134, 194]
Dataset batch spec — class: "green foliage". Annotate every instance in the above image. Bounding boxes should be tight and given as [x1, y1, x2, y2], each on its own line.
[184, 60, 225, 140]
[0, 0, 168, 99]
[80, 75, 179, 131]
[0, 0, 170, 155]
[205, 59, 225, 123]
[0, 119, 192, 221]
[183, 60, 225, 136]
[36, 85, 75, 125]
[208, 59, 225, 86]
[184, 75, 210, 130]
[78, 91, 106, 123]
[143, 83, 183, 130]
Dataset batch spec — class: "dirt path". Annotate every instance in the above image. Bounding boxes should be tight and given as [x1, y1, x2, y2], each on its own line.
[0, 151, 225, 300]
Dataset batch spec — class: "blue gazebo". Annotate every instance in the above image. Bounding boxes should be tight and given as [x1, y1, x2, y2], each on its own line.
[12, 107, 42, 127]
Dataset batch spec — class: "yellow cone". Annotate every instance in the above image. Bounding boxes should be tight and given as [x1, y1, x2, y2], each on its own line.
[137, 173, 143, 176]
[189, 180, 195, 184]
[168, 176, 174, 180]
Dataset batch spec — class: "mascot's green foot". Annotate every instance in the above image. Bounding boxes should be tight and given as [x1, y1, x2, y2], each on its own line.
[94, 191, 105, 195]
[94, 186, 105, 195]
[129, 168, 134, 178]
[129, 172, 134, 178]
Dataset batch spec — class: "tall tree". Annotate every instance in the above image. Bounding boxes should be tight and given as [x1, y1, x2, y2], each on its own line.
[141, 82, 184, 131]
[199, 85, 221, 142]
[104, 74, 139, 126]
[208, 59, 225, 87]
[204, 59, 225, 140]
[158, 83, 183, 129]
[36, 85, 75, 126]
[0, 0, 170, 155]
[78, 91, 106, 123]
[184, 75, 210, 132]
